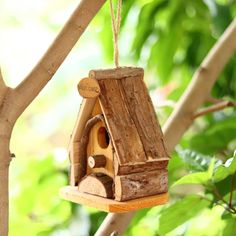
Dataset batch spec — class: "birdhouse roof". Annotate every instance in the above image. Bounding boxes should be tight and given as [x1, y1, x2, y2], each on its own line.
[88, 67, 169, 167]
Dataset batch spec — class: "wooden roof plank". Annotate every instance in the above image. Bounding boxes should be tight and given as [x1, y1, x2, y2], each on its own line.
[89, 67, 144, 80]
[120, 76, 168, 159]
[98, 78, 147, 165]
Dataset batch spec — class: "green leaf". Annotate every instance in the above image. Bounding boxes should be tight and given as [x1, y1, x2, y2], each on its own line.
[190, 113, 236, 154]
[132, 0, 169, 59]
[159, 195, 210, 235]
[173, 172, 210, 186]
[173, 159, 215, 186]
[223, 217, 236, 236]
[178, 149, 213, 172]
[214, 154, 236, 182]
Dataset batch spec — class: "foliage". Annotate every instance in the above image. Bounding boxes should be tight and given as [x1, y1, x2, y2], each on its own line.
[1, 0, 236, 235]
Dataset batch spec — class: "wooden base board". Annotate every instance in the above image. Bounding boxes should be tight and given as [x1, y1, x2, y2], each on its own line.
[59, 186, 168, 213]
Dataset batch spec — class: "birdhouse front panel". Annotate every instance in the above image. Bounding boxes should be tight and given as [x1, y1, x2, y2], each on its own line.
[86, 120, 114, 179]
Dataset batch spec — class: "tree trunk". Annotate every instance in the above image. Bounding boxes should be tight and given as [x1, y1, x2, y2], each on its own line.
[0, 138, 11, 236]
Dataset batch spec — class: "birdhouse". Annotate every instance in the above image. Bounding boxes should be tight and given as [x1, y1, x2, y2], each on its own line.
[60, 67, 170, 212]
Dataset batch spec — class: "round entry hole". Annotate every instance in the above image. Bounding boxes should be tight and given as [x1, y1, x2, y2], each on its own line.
[97, 127, 110, 148]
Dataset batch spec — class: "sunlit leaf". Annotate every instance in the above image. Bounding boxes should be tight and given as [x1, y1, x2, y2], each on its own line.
[173, 159, 215, 186]
[214, 154, 236, 182]
[159, 195, 210, 235]
[178, 149, 213, 172]
[223, 217, 236, 236]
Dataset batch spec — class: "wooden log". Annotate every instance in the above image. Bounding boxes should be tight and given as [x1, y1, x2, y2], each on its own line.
[69, 98, 96, 186]
[77, 77, 100, 98]
[114, 159, 169, 175]
[115, 170, 168, 201]
[78, 173, 114, 199]
[88, 155, 107, 168]
[89, 67, 144, 80]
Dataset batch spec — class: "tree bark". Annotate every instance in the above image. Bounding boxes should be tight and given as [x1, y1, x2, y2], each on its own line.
[0, 140, 11, 236]
[0, 68, 7, 105]
[95, 19, 236, 236]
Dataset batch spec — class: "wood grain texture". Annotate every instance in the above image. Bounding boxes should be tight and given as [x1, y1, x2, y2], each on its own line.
[115, 169, 168, 201]
[60, 186, 168, 213]
[77, 77, 100, 98]
[75, 114, 104, 184]
[88, 155, 107, 168]
[98, 79, 147, 165]
[78, 174, 114, 198]
[115, 159, 169, 175]
[69, 98, 96, 186]
[86, 120, 114, 178]
[120, 76, 169, 159]
[89, 67, 144, 80]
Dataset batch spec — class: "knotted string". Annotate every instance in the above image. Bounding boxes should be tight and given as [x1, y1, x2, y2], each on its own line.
[109, 0, 122, 68]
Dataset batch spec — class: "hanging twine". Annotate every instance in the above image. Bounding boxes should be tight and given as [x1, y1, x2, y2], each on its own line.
[109, 0, 122, 68]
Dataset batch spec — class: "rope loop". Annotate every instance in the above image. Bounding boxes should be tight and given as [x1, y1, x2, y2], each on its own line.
[109, 0, 122, 68]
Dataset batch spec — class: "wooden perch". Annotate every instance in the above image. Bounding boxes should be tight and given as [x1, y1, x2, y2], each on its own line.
[95, 19, 236, 236]
[88, 155, 107, 168]
[194, 100, 236, 118]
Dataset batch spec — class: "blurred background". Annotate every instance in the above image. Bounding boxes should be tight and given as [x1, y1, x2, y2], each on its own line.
[0, 0, 236, 235]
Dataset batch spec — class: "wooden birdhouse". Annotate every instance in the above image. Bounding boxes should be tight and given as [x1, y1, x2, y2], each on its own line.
[60, 67, 170, 212]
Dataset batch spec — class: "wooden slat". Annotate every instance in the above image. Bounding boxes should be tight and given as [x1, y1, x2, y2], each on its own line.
[115, 169, 168, 201]
[69, 98, 96, 186]
[60, 186, 168, 213]
[115, 159, 169, 175]
[98, 79, 147, 165]
[89, 67, 144, 80]
[120, 76, 169, 160]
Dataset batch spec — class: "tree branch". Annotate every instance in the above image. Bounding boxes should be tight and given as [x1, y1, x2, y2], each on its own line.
[12, 0, 106, 120]
[194, 100, 236, 118]
[164, 19, 236, 152]
[95, 19, 236, 236]
[0, 68, 7, 105]
[0, 68, 5, 87]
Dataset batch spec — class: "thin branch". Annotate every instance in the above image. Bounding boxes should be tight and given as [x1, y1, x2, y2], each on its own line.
[194, 100, 236, 118]
[229, 172, 236, 209]
[213, 187, 236, 214]
[95, 19, 236, 236]
[12, 0, 106, 120]
[205, 95, 223, 104]
[202, 194, 235, 214]
[213, 187, 229, 206]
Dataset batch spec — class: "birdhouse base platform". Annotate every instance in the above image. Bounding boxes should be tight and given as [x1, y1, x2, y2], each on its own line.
[59, 186, 168, 213]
